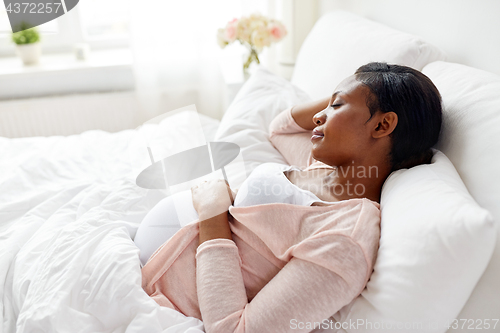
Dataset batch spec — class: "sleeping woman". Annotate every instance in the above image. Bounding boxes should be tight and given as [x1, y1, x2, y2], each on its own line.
[134, 62, 442, 332]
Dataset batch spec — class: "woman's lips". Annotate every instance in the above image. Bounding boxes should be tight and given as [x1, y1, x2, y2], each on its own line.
[311, 129, 324, 141]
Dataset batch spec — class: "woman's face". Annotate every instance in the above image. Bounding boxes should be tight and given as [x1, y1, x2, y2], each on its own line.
[311, 75, 378, 167]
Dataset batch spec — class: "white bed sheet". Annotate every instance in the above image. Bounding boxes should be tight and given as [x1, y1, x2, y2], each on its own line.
[0, 111, 220, 333]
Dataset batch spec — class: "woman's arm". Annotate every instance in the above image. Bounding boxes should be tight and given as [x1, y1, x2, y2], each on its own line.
[268, 97, 331, 168]
[290, 96, 331, 130]
[195, 238, 367, 333]
[191, 179, 235, 244]
[198, 212, 232, 244]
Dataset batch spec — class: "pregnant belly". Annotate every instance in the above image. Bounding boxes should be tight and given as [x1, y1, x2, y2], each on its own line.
[134, 189, 199, 266]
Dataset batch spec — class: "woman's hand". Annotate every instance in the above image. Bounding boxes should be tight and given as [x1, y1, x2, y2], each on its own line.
[191, 179, 236, 221]
[192, 179, 236, 244]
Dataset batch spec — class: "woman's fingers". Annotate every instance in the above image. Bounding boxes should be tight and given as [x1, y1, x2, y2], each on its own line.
[191, 178, 234, 210]
[191, 179, 235, 209]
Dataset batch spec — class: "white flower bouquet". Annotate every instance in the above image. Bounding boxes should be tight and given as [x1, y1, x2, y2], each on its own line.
[217, 13, 287, 73]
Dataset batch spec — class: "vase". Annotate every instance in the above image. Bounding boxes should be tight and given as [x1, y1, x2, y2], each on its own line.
[15, 42, 41, 66]
[243, 46, 260, 79]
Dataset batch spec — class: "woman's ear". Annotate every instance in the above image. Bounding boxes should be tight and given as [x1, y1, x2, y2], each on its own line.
[372, 112, 398, 138]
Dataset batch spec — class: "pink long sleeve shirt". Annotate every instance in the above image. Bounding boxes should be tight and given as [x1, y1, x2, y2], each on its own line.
[141, 108, 381, 333]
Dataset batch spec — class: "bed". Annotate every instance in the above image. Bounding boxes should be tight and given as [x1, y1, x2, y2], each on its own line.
[2, 8, 500, 333]
[0, 110, 220, 332]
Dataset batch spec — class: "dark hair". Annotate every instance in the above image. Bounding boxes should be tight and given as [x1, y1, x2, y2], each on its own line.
[354, 62, 442, 171]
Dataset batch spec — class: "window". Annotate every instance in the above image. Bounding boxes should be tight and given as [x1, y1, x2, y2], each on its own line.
[0, 0, 130, 57]
[78, 0, 130, 41]
[0, 5, 12, 35]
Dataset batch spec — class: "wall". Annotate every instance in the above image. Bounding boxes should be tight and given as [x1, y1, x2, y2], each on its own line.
[318, 0, 500, 76]
[270, 0, 319, 79]
[0, 92, 142, 137]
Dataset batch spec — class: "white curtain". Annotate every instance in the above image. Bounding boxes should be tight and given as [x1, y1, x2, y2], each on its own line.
[129, 0, 271, 122]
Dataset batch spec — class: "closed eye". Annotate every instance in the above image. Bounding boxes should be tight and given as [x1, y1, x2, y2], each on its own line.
[330, 104, 342, 108]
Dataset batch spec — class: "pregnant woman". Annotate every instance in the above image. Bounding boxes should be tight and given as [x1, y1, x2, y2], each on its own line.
[134, 62, 442, 332]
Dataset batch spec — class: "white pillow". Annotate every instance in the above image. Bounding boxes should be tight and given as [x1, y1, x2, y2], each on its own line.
[214, 66, 311, 189]
[338, 150, 495, 333]
[292, 11, 446, 101]
[422, 61, 500, 330]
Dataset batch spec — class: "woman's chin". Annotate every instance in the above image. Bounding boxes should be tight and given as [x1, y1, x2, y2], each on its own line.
[311, 146, 335, 166]
[310, 147, 323, 161]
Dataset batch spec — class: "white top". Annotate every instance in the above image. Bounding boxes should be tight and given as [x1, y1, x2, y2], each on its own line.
[234, 162, 328, 207]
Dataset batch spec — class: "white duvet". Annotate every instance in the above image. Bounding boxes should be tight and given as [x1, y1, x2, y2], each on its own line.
[0, 111, 220, 333]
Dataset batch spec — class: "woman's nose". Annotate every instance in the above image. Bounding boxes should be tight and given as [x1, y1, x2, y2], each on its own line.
[313, 110, 327, 125]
